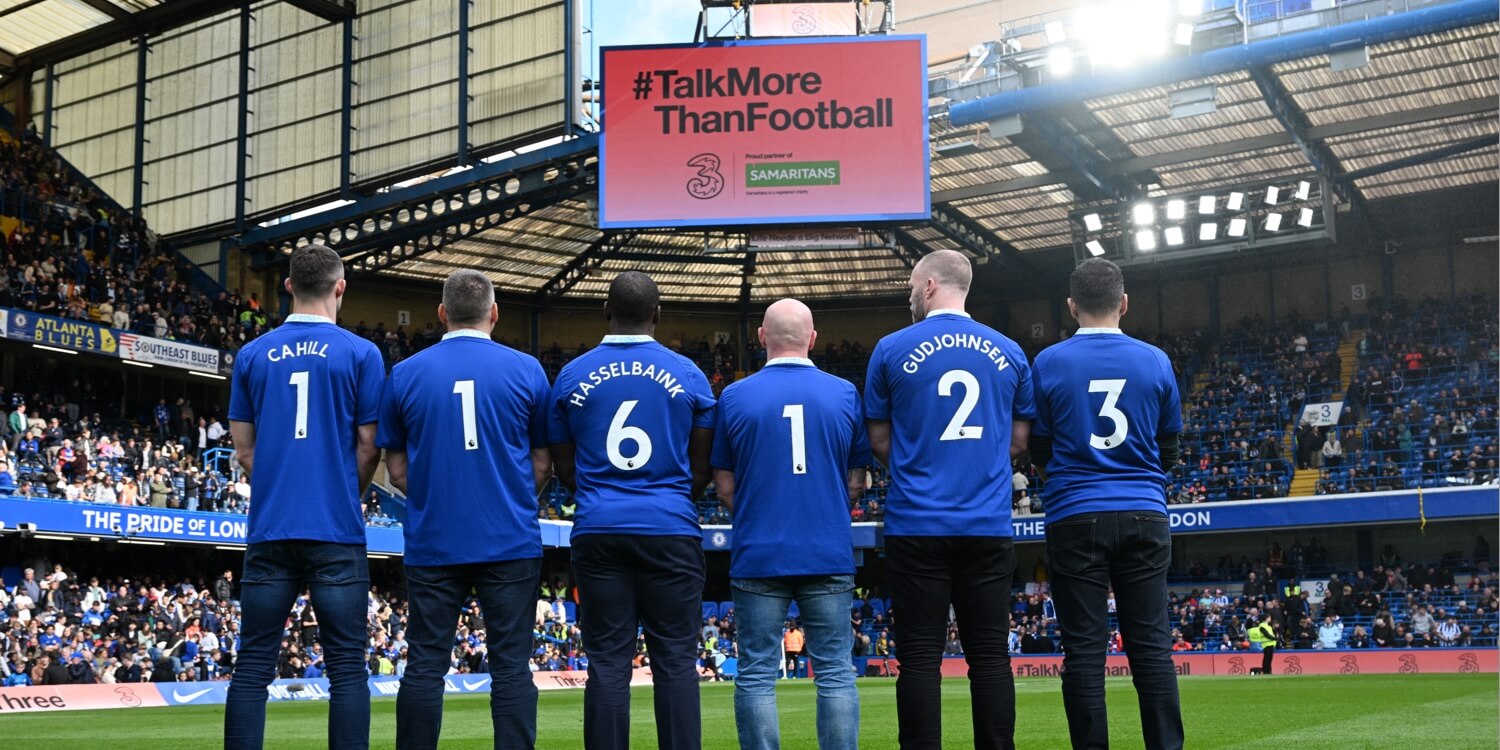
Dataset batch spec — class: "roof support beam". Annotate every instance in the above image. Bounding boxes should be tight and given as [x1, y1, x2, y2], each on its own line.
[933, 97, 1499, 205]
[76, 0, 133, 23]
[537, 232, 638, 303]
[889, 228, 930, 269]
[1337, 136, 1496, 184]
[1249, 65, 1375, 230]
[929, 205, 1041, 277]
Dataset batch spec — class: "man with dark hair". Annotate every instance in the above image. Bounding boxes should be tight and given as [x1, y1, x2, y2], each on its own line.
[1031, 258, 1185, 749]
[548, 271, 716, 750]
[380, 269, 553, 749]
[865, 249, 1035, 749]
[225, 244, 384, 750]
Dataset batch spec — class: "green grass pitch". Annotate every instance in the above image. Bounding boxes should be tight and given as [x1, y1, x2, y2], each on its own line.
[5, 674, 1495, 748]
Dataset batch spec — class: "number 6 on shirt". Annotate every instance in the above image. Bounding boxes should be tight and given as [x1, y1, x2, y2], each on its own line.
[607, 400, 653, 470]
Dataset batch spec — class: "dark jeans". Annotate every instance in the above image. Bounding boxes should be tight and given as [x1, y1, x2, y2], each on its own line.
[225, 541, 371, 750]
[1046, 511, 1184, 750]
[886, 536, 1016, 750]
[572, 534, 704, 750]
[397, 558, 542, 750]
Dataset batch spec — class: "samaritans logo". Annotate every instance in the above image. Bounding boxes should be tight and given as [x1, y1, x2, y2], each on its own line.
[745, 161, 840, 188]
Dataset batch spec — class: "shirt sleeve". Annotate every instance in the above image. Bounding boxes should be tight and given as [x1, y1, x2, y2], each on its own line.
[374, 376, 404, 451]
[1158, 350, 1184, 434]
[1011, 347, 1038, 421]
[1031, 357, 1053, 438]
[227, 350, 254, 423]
[863, 340, 891, 421]
[546, 375, 573, 445]
[709, 392, 734, 471]
[687, 365, 717, 430]
[848, 387, 874, 468]
[527, 359, 551, 450]
[355, 344, 386, 426]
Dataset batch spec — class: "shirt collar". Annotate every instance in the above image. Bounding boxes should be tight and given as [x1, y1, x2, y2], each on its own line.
[927, 308, 971, 319]
[765, 357, 814, 367]
[600, 335, 655, 344]
[1075, 327, 1123, 335]
[441, 329, 491, 341]
[284, 314, 333, 324]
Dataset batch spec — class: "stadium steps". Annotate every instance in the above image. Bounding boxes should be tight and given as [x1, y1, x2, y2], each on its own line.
[1288, 467, 1320, 497]
[1334, 331, 1361, 400]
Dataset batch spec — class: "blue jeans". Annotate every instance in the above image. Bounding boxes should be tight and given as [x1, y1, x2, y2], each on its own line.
[397, 558, 542, 750]
[732, 574, 859, 750]
[1046, 512, 1184, 750]
[225, 541, 371, 750]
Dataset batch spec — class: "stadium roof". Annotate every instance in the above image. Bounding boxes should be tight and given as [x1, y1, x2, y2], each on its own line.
[218, 1, 1498, 304]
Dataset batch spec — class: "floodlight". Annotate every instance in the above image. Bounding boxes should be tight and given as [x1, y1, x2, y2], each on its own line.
[1132, 202, 1155, 226]
[1048, 48, 1075, 77]
[1264, 186, 1280, 205]
[1228, 217, 1247, 237]
[1264, 213, 1283, 232]
[1227, 191, 1245, 211]
[1086, 240, 1106, 256]
[1164, 226, 1185, 246]
[1166, 199, 1186, 220]
[1295, 180, 1311, 200]
[1198, 195, 1216, 214]
[1045, 21, 1067, 44]
[1082, 213, 1103, 232]
[1135, 229, 1157, 251]
[1199, 222, 1218, 241]
[1298, 208, 1314, 228]
[1174, 22, 1194, 46]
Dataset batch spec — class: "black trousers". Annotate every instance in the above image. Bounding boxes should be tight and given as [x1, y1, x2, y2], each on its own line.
[886, 536, 1016, 750]
[571, 534, 704, 750]
[1047, 511, 1185, 750]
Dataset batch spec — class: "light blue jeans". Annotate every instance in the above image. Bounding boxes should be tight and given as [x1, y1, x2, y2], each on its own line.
[732, 574, 859, 750]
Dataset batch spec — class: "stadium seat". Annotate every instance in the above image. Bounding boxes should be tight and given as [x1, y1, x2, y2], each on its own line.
[702, 602, 718, 621]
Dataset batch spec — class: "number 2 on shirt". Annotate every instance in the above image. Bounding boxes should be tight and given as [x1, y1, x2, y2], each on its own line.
[1089, 378, 1129, 450]
[938, 370, 983, 441]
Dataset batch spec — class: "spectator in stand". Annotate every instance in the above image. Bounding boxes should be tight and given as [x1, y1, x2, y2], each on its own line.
[1313, 615, 1343, 649]
[1320, 431, 1343, 469]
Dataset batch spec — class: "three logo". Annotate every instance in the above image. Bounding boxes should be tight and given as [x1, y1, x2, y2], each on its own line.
[685, 154, 725, 200]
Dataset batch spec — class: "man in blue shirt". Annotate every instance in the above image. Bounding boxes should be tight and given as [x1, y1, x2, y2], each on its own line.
[713, 299, 870, 750]
[225, 244, 385, 750]
[379, 269, 552, 750]
[864, 249, 1035, 749]
[548, 271, 716, 750]
[1031, 258, 1184, 750]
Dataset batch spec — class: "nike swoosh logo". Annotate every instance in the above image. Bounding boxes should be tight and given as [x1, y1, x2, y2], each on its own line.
[173, 688, 213, 702]
[462, 679, 487, 691]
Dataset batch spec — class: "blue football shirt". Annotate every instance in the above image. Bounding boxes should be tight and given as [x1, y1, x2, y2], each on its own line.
[547, 336, 716, 537]
[711, 358, 872, 579]
[228, 314, 385, 545]
[1032, 328, 1182, 521]
[377, 330, 550, 566]
[865, 311, 1036, 537]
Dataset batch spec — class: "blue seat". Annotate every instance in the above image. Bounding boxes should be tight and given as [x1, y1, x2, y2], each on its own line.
[719, 601, 735, 621]
[787, 600, 800, 620]
[563, 601, 577, 623]
[702, 602, 718, 622]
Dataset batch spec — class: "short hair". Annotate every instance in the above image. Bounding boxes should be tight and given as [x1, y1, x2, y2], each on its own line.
[288, 244, 344, 299]
[442, 269, 495, 325]
[1070, 258, 1125, 317]
[607, 271, 659, 327]
[914, 249, 972, 294]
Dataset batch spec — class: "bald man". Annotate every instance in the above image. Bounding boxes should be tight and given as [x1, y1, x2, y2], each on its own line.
[865, 250, 1035, 749]
[712, 298, 872, 750]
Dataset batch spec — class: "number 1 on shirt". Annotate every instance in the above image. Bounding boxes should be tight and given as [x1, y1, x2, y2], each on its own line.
[454, 380, 478, 450]
[289, 371, 309, 439]
[784, 404, 807, 474]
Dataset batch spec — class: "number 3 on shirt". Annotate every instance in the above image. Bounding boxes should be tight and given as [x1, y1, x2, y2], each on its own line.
[607, 400, 653, 470]
[1089, 378, 1129, 450]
